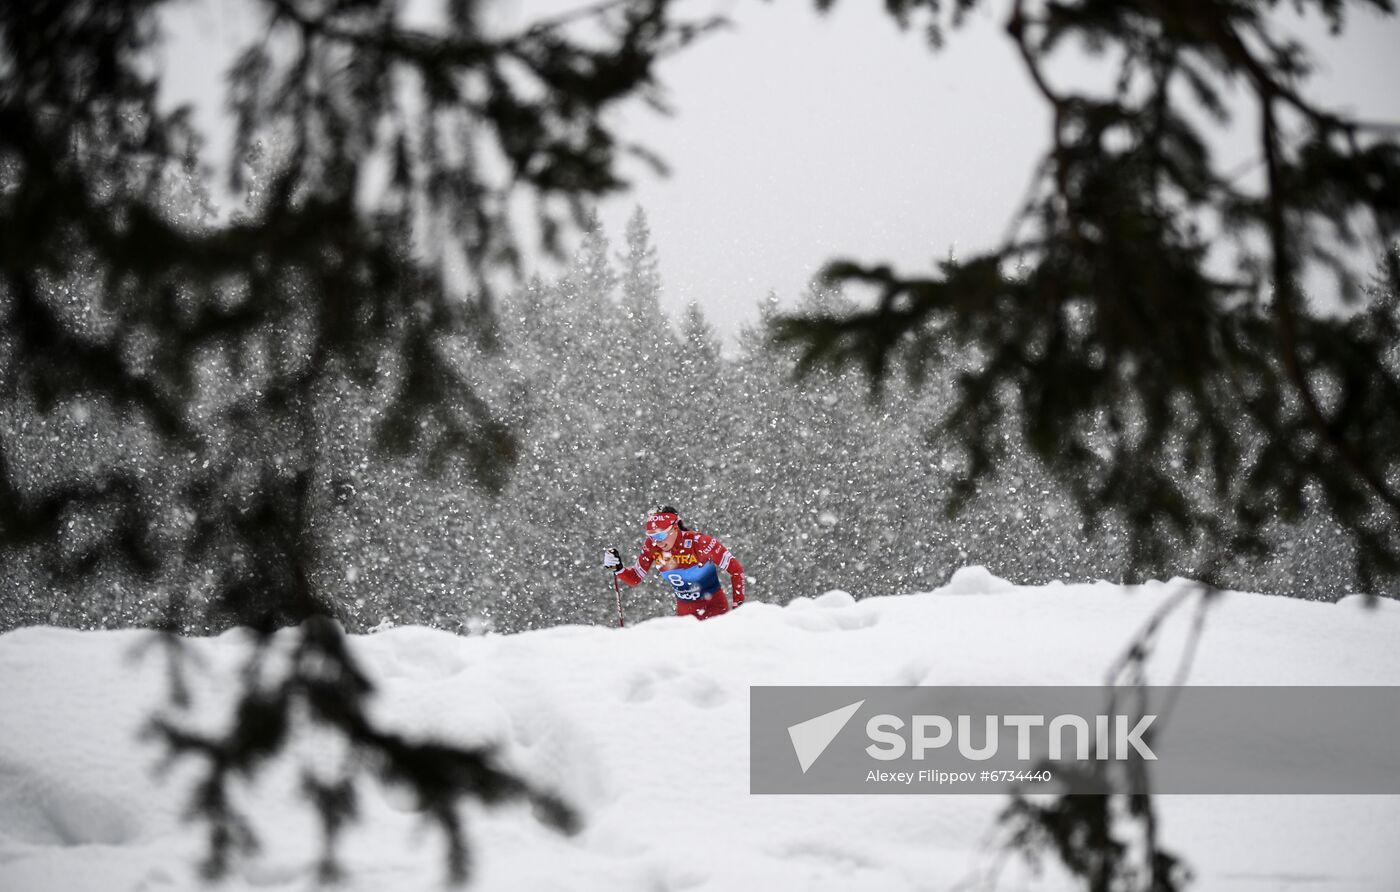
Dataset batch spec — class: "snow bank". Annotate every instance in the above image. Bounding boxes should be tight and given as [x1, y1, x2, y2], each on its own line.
[935, 564, 1017, 595]
[2, 575, 1399, 891]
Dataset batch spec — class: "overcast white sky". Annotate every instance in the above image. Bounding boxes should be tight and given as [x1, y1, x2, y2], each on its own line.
[164, 0, 1400, 338]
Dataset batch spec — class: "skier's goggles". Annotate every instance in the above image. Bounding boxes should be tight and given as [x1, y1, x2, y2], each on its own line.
[645, 526, 674, 542]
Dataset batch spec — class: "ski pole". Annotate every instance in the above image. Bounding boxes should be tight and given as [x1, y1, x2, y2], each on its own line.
[612, 573, 626, 627]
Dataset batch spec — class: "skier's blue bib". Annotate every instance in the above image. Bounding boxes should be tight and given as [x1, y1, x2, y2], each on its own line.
[660, 562, 722, 601]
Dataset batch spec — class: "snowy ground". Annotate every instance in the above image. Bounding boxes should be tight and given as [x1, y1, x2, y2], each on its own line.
[2, 568, 1399, 891]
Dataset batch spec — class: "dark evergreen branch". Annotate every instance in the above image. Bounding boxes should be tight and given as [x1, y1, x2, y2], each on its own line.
[1, 0, 718, 879]
[775, 0, 1400, 592]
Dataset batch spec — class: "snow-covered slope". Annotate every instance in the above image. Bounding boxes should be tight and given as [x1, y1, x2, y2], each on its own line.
[2, 570, 1399, 891]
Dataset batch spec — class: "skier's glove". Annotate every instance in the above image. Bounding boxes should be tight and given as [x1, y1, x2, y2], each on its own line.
[603, 548, 623, 572]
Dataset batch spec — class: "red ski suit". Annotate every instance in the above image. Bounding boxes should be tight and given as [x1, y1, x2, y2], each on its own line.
[615, 531, 744, 620]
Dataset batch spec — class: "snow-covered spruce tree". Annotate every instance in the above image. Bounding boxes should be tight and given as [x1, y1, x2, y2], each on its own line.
[613, 205, 683, 498]
[729, 292, 825, 600]
[654, 303, 735, 519]
[479, 219, 642, 628]
[676, 303, 724, 427]
[565, 211, 628, 437]
[723, 284, 918, 599]
[618, 206, 668, 337]
[0, 0, 725, 881]
[762, 285, 900, 593]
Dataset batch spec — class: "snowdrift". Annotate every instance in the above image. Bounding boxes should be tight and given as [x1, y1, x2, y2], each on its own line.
[2, 569, 1399, 891]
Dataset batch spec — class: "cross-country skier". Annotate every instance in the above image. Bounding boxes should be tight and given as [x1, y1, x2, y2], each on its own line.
[603, 506, 745, 620]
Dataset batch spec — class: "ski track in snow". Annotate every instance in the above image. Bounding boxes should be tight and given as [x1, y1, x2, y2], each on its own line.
[2, 567, 1399, 891]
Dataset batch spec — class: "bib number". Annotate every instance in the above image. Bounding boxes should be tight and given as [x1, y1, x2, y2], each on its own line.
[666, 572, 701, 598]
[662, 562, 719, 600]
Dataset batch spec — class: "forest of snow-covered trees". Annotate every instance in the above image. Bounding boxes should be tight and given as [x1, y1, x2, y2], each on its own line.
[2, 202, 1378, 637]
